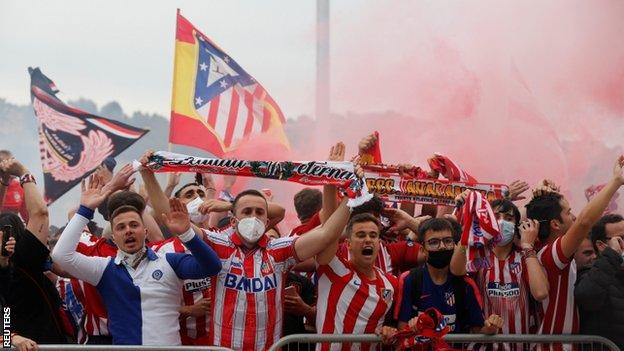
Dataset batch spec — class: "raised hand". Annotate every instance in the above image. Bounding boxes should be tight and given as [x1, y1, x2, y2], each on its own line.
[167, 172, 182, 189]
[532, 179, 561, 198]
[161, 198, 191, 236]
[357, 133, 377, 154]
[507, 180, 529, 201]
[519, 219, 540, 246]
[103, 163, 136, 193]
[455, 189, 471, 207]
[607, 236, 624, 255]
[613, 155, 624, 186]
[0, 157, 27, 177]
[138, 150, 155, 172]
[328, 142, 346, 162]
[198, 199, 232, 215]
[80, 174, 112, 210]
[201, 173, 216, 191]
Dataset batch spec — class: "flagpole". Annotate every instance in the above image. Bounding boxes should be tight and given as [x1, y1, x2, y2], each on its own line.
[316, 0, 330, 143]
[168, 8, 181, 154]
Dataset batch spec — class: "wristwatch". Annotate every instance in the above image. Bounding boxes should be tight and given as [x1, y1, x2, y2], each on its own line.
[19, 173, 36, 187]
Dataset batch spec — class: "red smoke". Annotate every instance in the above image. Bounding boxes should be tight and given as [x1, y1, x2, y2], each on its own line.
[228, 0, 624, 230]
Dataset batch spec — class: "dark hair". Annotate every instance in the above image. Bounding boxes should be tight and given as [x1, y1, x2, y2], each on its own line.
[350, 196, 384, 217]
[232, 189, 268, 214]
[293, 188, 322, 221]
[110, 205, 143, 225]
[525, 193, 564, 241]
[491, 199, 521, 236]
[590, 213, 624, 252]
[0, 150, 12, 159]
[0, 213, 26, 243]
[107, 191, 146, 217]
[174, 182, 201, 198]
[418, 218, 454, 244]
[345, 213, 381, 237]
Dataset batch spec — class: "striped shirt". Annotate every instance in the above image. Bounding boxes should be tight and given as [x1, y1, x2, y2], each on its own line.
[475, 250, 532, 351]
[538, 237, 578, 351]
[316, 255, 397, 351]
[202, 229, 299, 351]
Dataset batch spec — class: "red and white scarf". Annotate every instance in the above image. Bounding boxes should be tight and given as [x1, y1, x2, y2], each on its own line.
[458, 190, 501, 272]
[137, 151, 372, 207]
[428, 153, 477, 183]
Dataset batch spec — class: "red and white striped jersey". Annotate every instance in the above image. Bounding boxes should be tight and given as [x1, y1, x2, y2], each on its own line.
[538, 237, 578, 351]
[150, 237, 212, 344]
[338, 241, 393, 275]
[72, 232, 117, 342]
[202, 229, 300, 351]
[316, 255, 397, 351]
[474, 250, 531, 351]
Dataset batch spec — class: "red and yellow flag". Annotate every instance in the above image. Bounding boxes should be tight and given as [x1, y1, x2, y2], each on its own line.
[169, 11, 289, 157]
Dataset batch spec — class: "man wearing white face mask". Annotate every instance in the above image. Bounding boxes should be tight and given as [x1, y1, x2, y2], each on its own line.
[201, 189, 351, 351]
[450, 198, 550, 349]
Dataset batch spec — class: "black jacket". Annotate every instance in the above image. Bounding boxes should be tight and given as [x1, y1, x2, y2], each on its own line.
[575, 247, 624, 348]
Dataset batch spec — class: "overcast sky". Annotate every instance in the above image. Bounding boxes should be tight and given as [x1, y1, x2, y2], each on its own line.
[0, 0, 337, 118]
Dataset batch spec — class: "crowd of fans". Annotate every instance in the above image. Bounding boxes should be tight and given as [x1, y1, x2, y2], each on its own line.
[1, 134, 624, 351]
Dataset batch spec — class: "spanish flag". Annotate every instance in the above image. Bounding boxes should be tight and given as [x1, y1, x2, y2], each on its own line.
[169, 11, 289, 157]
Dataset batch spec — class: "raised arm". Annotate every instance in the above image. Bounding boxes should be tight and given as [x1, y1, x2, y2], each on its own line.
[561, 156, 624, 258]
[139, 151, 171, 224]
[297, 198, 350, 264]
[519, 219, 549, 301]
[161, 198, 221, 279]
[51, 175, 113, 286]
[0, 158, 48, 244]
[319, 142, 345, 223]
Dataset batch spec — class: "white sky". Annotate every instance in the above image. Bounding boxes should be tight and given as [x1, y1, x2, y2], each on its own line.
[0, 0, 336, 119]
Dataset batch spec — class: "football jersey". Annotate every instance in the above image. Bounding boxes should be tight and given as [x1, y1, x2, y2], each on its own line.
[203, 229, 299, 351]
[538, 237, 578, 351]
[396, 267, 485, 333]
[315, 255, 397, 351]
[151, 237, 212, 344]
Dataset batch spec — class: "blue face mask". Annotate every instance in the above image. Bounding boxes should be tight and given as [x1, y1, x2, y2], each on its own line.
[497, 220, 516, 246]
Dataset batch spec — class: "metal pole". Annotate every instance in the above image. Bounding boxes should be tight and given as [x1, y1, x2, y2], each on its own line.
[316, 0, 330, 126]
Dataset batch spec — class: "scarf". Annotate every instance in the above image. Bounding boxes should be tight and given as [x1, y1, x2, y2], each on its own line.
[391, 307, 461, 351]
[138, 151, 372, 207]
[362, 164, 508, 206]
[458, 190, 501, 272]
[428, 153, 477, 183]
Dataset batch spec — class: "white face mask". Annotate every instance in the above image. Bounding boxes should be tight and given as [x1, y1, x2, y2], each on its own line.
[497, 219, 516, 247]
[237, 217, 266, 244]
[186, 196, 209, 224]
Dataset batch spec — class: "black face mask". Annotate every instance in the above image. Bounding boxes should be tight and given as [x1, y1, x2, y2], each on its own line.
[427, 249, 454, 269]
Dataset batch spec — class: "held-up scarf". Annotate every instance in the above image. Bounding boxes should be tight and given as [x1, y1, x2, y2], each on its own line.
[362, 164, 508, 206]
[360, 130, 383, 165]
[390, 307, 461, 351]
[428, 153, 477, 183]
[458, 190, 501, 272]
[137, 151, 372, 207]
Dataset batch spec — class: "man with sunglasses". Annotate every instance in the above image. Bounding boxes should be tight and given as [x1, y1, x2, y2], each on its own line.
[575, 213, 624, 350]
[396, 218, 502, 334]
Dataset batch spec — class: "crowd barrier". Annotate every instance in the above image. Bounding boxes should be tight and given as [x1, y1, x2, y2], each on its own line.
[19, 346, 234, 351]
[268, 333, 621, 351]
[8, 334, 621, 351]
